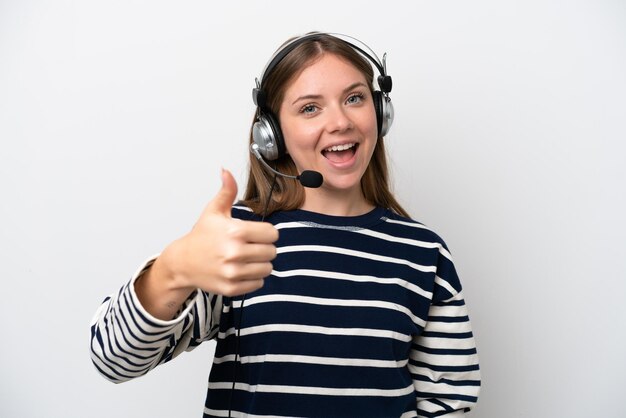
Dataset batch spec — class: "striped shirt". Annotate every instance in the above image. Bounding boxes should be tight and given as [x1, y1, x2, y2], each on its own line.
[90, 205, 480, 417]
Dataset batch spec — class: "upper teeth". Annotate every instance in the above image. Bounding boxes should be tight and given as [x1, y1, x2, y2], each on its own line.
[325, 143, 355, 152]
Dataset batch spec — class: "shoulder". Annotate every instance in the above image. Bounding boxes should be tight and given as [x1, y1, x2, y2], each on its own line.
[384, 211, 466, 297]
[231, 201, 260, 221]
[379, 209, 452, 251]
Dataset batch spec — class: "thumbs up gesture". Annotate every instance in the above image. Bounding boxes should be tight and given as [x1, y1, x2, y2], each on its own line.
[135, 169, 278, 320]
[167, 168, 279, 296]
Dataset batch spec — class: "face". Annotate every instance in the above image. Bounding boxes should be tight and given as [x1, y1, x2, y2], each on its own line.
[278, 53, 378, 200]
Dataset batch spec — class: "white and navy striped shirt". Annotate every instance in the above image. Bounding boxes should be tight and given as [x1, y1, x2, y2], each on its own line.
[90, 205, 480, 417]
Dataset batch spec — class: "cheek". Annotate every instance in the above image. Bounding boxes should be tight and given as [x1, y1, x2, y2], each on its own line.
[351, 104, 378, 140]
[282, 120, 321, 152]
[366, 107, 379, 137]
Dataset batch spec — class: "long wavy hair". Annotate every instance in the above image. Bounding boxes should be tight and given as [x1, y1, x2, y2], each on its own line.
[242, 34, 409, 218]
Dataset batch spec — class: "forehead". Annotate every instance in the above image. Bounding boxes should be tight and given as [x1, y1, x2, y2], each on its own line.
[283, 53, 370, 97]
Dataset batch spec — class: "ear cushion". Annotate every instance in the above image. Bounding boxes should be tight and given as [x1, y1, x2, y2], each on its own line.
[252, 112, 286, 161]
[373, 90, 394, 138]
[266, 112, 286, 159]
[373, 91, 384, 137]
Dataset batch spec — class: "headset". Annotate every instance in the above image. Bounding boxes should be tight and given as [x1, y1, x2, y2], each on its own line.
[251, 32, 395, 162]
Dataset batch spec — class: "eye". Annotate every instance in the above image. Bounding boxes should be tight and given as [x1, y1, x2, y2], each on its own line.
[346, 92, 365, 105]
[299, 103, 319, 115]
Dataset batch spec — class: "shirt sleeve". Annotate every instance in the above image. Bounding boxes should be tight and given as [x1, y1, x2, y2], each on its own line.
[410, 244, 481, 417]
[89, 255, 223, 383]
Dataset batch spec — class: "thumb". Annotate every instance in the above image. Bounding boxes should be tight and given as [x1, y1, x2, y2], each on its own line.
[205, 168, 238, 217]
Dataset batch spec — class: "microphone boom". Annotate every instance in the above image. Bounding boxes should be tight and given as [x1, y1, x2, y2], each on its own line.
[250, 144, 323, 188]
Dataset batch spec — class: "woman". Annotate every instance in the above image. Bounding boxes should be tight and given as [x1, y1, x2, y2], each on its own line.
[90, 32, 481, 417]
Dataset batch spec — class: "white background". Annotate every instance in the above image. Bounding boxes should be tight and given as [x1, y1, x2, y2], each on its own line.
[1, 1, 625, 417]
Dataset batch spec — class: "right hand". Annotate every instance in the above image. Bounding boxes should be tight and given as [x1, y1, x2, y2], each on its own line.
[161, 168, 278, 297]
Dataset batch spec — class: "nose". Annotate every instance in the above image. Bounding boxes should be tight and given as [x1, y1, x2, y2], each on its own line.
[325, 104, 353, 133]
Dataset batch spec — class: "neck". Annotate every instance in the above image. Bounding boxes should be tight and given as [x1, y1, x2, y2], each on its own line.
[300, 187, 374, 217]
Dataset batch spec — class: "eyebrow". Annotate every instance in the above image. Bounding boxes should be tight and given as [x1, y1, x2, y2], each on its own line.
[291, 82, 368, 105]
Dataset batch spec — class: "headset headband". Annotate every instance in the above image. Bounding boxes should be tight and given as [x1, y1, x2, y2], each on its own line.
[253, 32, 392, 110]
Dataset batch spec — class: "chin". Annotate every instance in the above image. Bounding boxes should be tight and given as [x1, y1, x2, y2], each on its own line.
[321, 176, 363, 193]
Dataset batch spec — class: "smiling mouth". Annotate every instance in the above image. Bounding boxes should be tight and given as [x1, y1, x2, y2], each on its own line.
[322, 143, 358, 163]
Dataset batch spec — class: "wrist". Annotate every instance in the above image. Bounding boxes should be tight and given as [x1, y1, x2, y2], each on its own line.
[134, 250, 196, 321]
[157, 239, 196, 294]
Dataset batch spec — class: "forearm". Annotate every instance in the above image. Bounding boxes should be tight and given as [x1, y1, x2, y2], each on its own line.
[134, 245, 197, 321]
[412, 292, 480, 416]
[90, 255, 207, 383]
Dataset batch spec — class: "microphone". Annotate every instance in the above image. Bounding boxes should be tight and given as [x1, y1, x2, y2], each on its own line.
[250, 143, 323, 188]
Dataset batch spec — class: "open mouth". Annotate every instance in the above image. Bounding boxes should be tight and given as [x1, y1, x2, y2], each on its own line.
[322, 143, 358, 163]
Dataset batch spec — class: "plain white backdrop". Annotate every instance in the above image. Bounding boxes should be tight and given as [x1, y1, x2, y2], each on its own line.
[1, 1, 625, 417]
